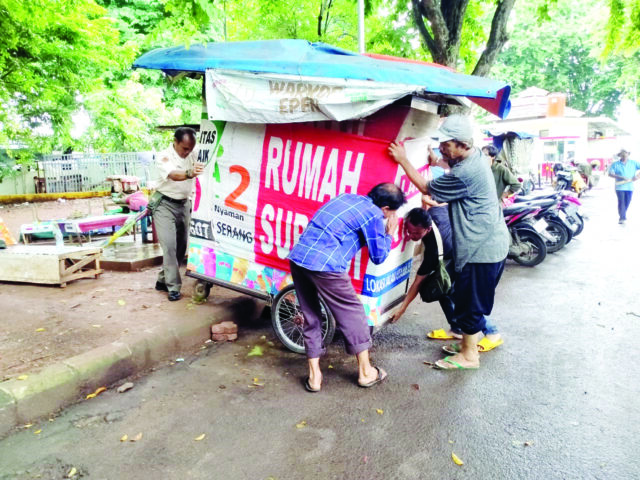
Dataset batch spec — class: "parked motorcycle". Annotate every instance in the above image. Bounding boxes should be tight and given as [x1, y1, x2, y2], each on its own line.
[503, 204, 549, 266]
[555, 168, 587, 196]
[514, 191, 584, 238]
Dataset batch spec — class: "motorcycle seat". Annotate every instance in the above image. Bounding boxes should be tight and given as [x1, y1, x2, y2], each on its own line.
[526, 198, 556, 208]
[514, 192, 558, 203]
[503, 204, 535, 216]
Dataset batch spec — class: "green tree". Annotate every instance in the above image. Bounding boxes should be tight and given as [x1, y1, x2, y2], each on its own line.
[410, 0, 518, 75]
[605, 0, 640, 55]
[0, 0, 128, 155]
[492, 0, 634, 117]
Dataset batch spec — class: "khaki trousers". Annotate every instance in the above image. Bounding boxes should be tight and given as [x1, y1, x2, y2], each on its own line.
[153, 196, 191, 293]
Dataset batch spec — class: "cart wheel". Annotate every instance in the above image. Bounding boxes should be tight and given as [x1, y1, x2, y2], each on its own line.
[193, 280, 212, 303]
[271, 284, 336, 355]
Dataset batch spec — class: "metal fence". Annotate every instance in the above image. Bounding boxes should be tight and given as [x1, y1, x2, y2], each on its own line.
[38, 152, 155, 193]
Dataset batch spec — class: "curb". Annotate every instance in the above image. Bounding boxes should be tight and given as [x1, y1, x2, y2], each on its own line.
[0, 306, 221, 438]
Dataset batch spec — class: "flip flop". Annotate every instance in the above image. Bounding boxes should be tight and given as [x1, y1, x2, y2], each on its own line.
[477, 337, 504, 352]
[304, 377, 321, 393]
[427, 329, 460, 340]
[358, 367, 388, 388]
[442, 343, 461, 355]
[434, 356, 479, 370]
[442, 338, 504, 355]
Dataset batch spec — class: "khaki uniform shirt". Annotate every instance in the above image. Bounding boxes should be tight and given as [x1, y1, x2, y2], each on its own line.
[153, 145, 198, 200]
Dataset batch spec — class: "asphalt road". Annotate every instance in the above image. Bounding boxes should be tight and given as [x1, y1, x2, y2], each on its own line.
[1, 182, 639, 480]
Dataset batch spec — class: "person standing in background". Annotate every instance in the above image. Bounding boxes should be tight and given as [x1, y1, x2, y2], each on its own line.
[608, 148, 640, 224]
[482, 145, 521, 201]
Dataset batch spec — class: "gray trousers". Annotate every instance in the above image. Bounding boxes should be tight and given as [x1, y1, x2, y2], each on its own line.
[289, 261, 372, 359]
[153, 197, 191, 293]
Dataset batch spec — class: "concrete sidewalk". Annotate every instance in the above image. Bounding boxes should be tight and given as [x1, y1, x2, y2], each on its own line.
[0, 301, 223, 438]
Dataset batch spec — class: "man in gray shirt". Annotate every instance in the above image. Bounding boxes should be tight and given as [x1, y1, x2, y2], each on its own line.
[388, 115, 509, 370]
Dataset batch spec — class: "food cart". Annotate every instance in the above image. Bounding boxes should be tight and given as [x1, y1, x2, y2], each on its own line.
[134, 40, 511, 353]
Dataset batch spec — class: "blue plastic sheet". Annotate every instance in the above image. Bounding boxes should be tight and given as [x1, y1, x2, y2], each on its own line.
[134, 40, 511, 119]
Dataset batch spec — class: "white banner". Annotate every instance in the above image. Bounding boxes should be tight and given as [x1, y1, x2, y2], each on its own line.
[205, 69, 420, 124]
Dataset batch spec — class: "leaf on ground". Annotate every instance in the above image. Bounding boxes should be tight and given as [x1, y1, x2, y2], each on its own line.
[376, 409, 384, 415]
[252, 381, 265, 387]
[295, 421, 307, 429]
[194, 433, 206, 441]
[34, 429, 42, 435]
[22, 424, 33, 428]
[120, 434, 128, 442]
[85, 386, 107, 400]
[92, 324, 102, 328]
[411, 384, 420, 390]
[117, 299, 126, 306]
[35, 328, 46, 332]
[247, 346, 264, 357]
[449, 440, 454, 444]
[253, 377, 259, 383]
[17, 375, 28, 381]
[328, 365, 334, 369]
[67, 467, 77, 478]
[451, 452, 464, 466]
[70, 304, 81, 309]
[130, 432, 143, 442]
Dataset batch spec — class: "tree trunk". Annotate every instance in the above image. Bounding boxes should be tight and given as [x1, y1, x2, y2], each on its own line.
[472, 0, 516, 77]
[412, 0, 516, 76]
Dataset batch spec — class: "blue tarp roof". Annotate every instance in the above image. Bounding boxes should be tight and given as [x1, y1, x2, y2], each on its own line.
[134, 39, 511, 119]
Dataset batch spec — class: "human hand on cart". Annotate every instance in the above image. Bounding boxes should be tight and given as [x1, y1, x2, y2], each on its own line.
[385, 212, 398, 236]
[193, 162, 205, 176]
[388, 141, 409, 165]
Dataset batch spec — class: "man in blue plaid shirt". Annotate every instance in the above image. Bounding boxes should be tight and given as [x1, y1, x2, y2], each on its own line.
[289, 183, 405, 392]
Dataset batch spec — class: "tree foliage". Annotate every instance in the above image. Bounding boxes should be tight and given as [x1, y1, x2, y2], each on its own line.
[604, 0, 640, 55]
[409, 0, 517, 75]
[0, 0, 128, 155]
[492, 0, 636, 117]
[1, 0, 638, 164]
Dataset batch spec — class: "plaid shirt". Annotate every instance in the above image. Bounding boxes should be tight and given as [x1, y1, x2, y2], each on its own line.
[289, 194, 391, 272]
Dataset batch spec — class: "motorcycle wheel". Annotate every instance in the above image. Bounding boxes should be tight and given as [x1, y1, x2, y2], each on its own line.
[511, 231, 547, 267]
[572, 214, 585, 236]
[543, 218, 568, 253]
[271, 284, 336, 355]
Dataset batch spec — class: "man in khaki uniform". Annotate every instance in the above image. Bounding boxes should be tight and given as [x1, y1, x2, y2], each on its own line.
[151, 127, 203, 301]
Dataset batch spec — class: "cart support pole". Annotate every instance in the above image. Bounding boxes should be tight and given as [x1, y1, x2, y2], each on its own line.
[358, 0, 365, 53]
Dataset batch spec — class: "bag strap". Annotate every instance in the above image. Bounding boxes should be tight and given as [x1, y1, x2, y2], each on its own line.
[432, 222, 443, 260]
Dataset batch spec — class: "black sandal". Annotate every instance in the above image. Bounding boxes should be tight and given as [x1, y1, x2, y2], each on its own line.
[358, 367, 387, 388]
[304, 377, 321, 393]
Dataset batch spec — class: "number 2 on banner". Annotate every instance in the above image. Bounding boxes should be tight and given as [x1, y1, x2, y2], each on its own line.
[224, 165, 250, 213]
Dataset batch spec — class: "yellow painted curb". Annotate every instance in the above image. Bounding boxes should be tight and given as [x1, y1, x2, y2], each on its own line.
[0, 192, 110, 204]
[0, 189, 152, 205]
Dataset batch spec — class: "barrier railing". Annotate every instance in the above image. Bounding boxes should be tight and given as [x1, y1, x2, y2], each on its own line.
[38, 152, 155, 193]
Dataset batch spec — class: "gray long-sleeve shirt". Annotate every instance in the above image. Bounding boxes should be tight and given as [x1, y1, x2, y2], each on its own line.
[427, 148, 510, 272]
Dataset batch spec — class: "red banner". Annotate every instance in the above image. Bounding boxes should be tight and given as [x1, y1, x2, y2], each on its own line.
[253, 124, 400, 290]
